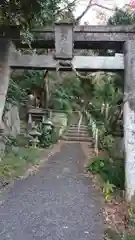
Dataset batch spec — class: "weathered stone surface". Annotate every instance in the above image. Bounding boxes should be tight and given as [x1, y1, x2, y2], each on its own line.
[0, 104, 20, 154]
[124, 40, 135, 201]
[9, 54, 124, 71]
[0, 40, 11, 124]
[54, 23, 73, 60]
[1, 104, 20, 137]
[14, 24, 135, 50]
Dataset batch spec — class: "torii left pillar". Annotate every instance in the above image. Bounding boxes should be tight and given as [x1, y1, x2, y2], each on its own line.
[0, 39, 12, 123]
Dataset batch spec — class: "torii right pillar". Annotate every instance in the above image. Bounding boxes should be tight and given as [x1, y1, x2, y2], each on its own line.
[124, 40, 135, 202]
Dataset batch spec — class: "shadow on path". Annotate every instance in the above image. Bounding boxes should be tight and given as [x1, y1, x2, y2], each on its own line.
[0, 143, 103, 240]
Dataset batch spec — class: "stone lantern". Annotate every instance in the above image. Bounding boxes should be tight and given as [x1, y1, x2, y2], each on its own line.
[39, 118, 54, 148]
[29, 125, 41, 148]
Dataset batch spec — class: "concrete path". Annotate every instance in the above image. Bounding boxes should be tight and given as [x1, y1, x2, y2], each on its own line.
[0, 143, 103, 240]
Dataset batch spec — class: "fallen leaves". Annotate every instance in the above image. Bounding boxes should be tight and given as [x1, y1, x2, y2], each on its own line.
[103, 197, 128, 233]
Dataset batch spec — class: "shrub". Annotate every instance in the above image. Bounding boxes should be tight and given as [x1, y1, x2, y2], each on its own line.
[87, 154, 124, 190]
[38, 123, 53, 148]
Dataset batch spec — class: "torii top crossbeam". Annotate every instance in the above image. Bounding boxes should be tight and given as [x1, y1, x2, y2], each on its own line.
[30, 24, 135, 50]
[1, 22, 134, 71]
[1, 23, 135, 50]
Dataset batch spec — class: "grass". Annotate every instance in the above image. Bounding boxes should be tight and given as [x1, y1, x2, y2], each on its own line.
[104, 229, 135, 240]
[126, 235, 135, 240]
[104, 228, 123, 240]
[0, 147, 42, 185]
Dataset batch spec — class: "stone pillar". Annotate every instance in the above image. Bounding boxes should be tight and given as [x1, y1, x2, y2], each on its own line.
[124, 40, 135, 202]
[0, 39, 12, 124]
[54, 22, 73, 60]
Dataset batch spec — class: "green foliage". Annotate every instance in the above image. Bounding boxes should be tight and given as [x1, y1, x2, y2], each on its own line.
[100, 134, 115, 153]
[87, 150, 117, 201]
[51, 76, 82, 112]
[0, 0, 63, 28]
[6, 78, 27, 106]
[0, 0, 76, 45]
[0, 147, 41, 182]
[104, 228, 124, 240]
[7, 70, 91, 120]
[108, 7, 135, 25]
[87, 155, 106, 173]
[87, 152, 124, 190]
[38, 123, 53, 148]
[86, 72, 124, 195]
[103, 181, 115, 201]
[6, 70, 44, 106]
[87, 7, 132, 196]
[126, 234, 135, 240]
[4, 135, 17, 153]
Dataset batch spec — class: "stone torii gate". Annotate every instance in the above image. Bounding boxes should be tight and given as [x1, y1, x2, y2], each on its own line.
[0, 23, 135, 202]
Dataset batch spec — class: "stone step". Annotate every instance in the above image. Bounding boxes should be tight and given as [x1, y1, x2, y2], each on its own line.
[69, 126, 87, 131]
[67, 129, 88, 134]
[70, 125, 86, 128]
[66, 129, 88, 134]
[68, 125, 87, 128]
[65, 133, 90, 138]
[65, 131, 89, 135]
[64, 134, 91, 139]
[62, 136, 92, 142]
[68, 127, 88, 132]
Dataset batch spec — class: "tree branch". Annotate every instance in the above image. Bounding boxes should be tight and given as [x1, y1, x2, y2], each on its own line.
[91, 3, 114, 11]
[55, 0, 77, 16]
[75, 0, 93, 23]
[75, 0, 114, 23]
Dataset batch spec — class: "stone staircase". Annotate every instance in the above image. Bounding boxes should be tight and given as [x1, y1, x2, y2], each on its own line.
[61, 124, 92, 142]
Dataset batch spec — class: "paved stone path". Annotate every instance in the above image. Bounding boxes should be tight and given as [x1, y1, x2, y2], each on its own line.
[0, 143, 103, 240]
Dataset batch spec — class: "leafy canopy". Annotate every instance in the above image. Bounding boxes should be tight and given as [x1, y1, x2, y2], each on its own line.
[0, 0, 63, 28]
